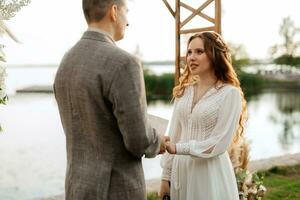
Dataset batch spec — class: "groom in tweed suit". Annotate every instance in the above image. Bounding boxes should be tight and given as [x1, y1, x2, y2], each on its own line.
[54, 0, 168, 199]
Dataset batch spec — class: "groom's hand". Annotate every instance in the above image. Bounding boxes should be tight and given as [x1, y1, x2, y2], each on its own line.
[158, 136, 170, 154]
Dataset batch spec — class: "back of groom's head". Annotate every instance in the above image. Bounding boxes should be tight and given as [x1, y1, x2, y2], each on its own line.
[82, 0, 124, 23]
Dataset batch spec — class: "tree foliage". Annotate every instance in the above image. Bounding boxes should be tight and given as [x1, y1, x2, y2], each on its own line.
[270, 17, 300, 59]
[0, 0, 30, 20]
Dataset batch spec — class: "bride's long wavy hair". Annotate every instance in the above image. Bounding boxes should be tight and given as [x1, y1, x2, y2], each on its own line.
[173, 31, 248, 144]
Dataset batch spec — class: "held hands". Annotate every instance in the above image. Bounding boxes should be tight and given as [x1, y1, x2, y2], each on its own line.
[159, 136, 170, 154]
[158, 136, 176, 154]
[165, 141, 176, 154]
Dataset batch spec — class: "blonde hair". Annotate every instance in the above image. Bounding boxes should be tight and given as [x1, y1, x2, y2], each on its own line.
[173, 31, 247, 144]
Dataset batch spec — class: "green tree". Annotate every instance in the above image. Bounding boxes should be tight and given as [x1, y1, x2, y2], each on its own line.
[270, 17, 300, 57]
[228, 42, 250, 72]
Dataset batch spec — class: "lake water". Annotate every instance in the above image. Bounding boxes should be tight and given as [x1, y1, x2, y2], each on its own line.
[0, 66, 299, 200]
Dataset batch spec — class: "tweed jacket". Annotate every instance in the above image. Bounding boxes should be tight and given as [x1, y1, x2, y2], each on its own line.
[54, 30, 160, 200]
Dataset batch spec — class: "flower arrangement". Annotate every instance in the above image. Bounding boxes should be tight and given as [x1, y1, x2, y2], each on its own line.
[229, 137, 267, 199]
[236, 168, 267, 200]
[0, 0, 30, 131]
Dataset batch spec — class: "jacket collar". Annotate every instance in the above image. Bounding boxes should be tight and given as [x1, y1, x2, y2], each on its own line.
[81, 28, 115, 45]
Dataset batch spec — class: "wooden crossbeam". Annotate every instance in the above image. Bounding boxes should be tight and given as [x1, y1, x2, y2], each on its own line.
[162, 0, 175, 17]
[180, 0, 214, 28]
[180, 2, 214, 24]
[180, 26, 215, 34]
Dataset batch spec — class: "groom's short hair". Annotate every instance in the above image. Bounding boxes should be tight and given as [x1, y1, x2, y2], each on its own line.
[82, 0, 124, 23]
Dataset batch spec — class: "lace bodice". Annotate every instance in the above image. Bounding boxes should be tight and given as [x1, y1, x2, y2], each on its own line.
[161, 84, 242, 181]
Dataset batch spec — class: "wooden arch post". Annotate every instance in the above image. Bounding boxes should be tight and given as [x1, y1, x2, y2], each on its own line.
[162, 0, 222, 85]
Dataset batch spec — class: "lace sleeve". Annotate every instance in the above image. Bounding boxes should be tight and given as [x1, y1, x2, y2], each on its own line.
[176, 88, 242, 158]
[160, 98, 182, 181]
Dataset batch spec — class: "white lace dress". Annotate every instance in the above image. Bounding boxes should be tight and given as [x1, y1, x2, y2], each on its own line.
[161, 84, 241, 200]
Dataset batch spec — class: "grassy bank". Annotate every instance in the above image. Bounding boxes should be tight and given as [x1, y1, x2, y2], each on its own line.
[263, 164, 300, 200]
[146, 164, 300, 200]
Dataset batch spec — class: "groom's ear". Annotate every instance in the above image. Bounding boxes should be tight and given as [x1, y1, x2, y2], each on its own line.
[110, 4, 118, 22]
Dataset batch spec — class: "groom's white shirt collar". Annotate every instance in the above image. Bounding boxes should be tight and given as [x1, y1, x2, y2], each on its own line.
[87, 27, 115, 44]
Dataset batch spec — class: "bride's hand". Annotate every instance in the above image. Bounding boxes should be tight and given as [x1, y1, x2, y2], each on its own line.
[159, 180, 170, 200]
[166, 141, 176, 154]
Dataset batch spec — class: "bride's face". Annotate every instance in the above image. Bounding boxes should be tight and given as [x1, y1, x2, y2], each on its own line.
[186, 37, 213, 76]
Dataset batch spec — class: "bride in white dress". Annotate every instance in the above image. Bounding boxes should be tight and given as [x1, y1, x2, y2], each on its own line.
[160, 32, 247, 200]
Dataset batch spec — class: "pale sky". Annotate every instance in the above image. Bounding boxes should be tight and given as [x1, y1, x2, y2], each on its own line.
[2, 0, 300, 65]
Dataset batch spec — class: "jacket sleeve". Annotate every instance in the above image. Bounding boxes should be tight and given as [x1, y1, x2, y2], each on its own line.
[108, 56, 160, 158]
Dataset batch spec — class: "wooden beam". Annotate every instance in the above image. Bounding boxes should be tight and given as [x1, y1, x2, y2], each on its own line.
[180, 2, 215, 24]
[175, 0, 181, 85]
[215, 0, 221, 34]
[180, 26, 215, 34]
[180, 0, 214, 28]
[162, 0, 175, 17]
